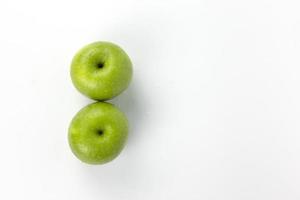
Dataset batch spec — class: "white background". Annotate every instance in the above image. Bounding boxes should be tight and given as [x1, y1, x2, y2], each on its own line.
[0, 0, 300, 199]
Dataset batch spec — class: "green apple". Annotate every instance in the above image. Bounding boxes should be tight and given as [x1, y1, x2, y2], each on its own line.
[68, 102, 129, 164]
[71, 41, 133, 100]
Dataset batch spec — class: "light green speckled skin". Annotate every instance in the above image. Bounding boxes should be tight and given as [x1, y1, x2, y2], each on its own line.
[71, 41, 132, 100]
[68, 102, 129, 164]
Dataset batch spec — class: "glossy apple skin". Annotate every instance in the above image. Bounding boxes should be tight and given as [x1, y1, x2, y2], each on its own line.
[68, 102, 129, 164]
[71, 41, 132, 100]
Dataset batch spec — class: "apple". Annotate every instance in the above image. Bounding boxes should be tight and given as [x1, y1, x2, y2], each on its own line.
[71, 41, 133, 100]
[68, 102, 129, 164]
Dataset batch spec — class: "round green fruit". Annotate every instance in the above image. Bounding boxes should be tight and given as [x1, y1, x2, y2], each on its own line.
[68, 102, 129, 164]
[70, 41, 133, 100]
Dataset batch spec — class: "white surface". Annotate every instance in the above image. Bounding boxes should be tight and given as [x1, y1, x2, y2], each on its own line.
[0, 0, 300, 199]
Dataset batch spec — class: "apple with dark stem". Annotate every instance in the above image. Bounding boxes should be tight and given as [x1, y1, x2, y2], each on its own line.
[68, 102, 129, 164]
[71, 41, 133, 100]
